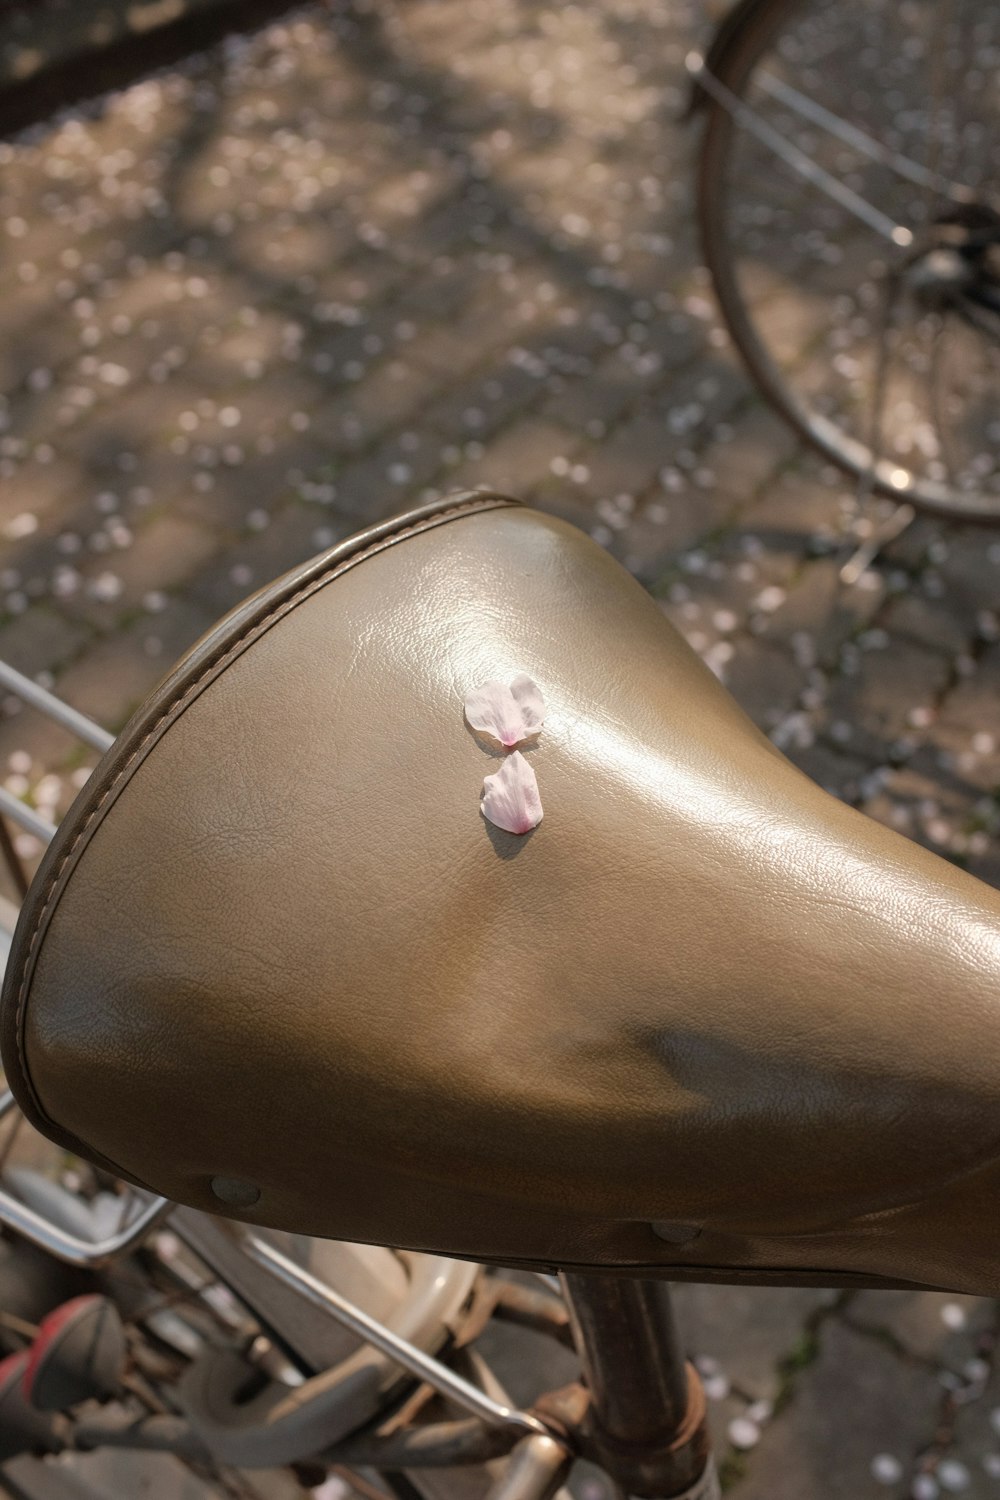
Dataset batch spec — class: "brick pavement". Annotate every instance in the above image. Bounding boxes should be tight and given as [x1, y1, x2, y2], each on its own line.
[0, 2, 998, 1496]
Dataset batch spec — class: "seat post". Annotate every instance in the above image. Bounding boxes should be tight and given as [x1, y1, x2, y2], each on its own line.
[558, 1273, 718, 1499]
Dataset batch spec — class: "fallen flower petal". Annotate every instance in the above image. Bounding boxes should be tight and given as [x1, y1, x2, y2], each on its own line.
[464, 675, 546, 748]
[481, 751, 543, 835]
[508, 673, 546, 737]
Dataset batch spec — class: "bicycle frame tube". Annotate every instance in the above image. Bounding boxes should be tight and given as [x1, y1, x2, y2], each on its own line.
[559, 1274, 719, 1500]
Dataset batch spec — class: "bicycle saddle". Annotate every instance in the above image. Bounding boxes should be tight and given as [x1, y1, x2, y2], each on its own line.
[4, 493, 1000, 1295]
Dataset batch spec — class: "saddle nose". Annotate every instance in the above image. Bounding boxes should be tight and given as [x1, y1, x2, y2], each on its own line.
[3, 492, 1000, 1294]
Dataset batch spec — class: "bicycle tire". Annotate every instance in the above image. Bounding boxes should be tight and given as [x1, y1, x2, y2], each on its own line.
[695, 0, 1000, 523]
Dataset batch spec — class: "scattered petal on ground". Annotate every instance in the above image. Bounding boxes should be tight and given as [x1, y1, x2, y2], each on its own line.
[728, 1418, 761, 1452]
[937, 1459, 970, 1493]
[871, 1454, 904, 1486]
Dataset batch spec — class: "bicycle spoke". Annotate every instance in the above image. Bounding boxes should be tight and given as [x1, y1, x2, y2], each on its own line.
[693, 58, 914, 247]
[928, 314, 958, 492]
[840, 266, 910, 583]
[696, 0, 1000, 519]
[754, 70, 987, 209]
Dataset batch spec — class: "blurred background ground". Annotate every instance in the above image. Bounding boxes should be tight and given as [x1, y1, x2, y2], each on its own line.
[0, 0, 997, 1496]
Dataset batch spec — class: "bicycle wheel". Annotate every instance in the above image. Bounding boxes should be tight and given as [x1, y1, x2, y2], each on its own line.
[695, 0, 1000, 522]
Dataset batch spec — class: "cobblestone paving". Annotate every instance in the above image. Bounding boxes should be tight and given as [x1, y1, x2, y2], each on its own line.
[0, 2, 998, 1497]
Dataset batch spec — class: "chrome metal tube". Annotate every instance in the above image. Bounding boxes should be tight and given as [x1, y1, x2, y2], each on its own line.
[482, 1434, 573, 1500]
[0, 1177, 171, 1266]
[0, 1094, 171, 1265]
[0, 660, 114, 753]
[0, 784, 57, 843]
[244, 1233, 554, 1439]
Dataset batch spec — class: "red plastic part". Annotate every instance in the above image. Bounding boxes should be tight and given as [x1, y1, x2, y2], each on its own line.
[21, 1294, 103, 1404]
[0, 1349, 29, 1389]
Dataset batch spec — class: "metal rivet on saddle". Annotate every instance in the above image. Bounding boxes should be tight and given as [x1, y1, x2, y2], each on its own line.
[210, 1177, 261, 1208]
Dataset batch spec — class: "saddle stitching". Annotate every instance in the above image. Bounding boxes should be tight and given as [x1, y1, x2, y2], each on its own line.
[12, 493, 513, 1125]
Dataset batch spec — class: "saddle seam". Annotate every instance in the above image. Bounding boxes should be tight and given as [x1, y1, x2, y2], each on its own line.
[12, 491, 516, 1131]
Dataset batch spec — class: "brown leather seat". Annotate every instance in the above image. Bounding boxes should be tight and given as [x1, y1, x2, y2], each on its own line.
[4, 493, 1000, 1294]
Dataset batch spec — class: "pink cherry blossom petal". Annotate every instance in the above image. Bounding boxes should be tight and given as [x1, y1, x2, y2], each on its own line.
[463, 675, 546, 748]
[481, 751, 543, 835]
[508, 673, 546, 736]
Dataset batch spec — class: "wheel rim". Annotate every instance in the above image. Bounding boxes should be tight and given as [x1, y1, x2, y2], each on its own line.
[698, 0, 1000, 520]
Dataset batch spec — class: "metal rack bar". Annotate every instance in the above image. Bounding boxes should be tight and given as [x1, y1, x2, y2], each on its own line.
[244, 1232, 556, 1440]
[0, 784, 57, 844]
[0, 659, 114, 753]
[0, 1090, 170, 1265]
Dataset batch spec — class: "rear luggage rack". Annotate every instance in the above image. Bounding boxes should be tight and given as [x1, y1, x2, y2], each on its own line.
[0, 660, 169, 1265]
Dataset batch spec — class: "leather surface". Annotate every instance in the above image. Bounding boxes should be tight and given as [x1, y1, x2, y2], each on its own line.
[4, 491, 1000, 1294]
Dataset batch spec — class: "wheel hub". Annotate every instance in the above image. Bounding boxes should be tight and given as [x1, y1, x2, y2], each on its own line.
[904, 207, 1000, 322]
[905, 245, 975, 308]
